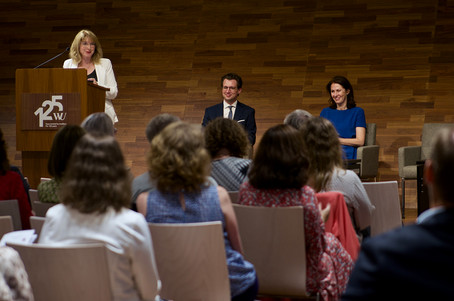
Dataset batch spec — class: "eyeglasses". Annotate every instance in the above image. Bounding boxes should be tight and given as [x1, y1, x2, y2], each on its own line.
[223, 86, 238, 91]
[81, 41, 96, 48]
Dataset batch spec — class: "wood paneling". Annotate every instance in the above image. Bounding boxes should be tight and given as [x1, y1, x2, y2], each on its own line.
[2, 0, 454, 216]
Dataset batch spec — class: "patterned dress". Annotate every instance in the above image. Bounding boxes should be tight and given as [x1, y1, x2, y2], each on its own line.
[239, 182, 354, 301]
[0, 247, 34, 301]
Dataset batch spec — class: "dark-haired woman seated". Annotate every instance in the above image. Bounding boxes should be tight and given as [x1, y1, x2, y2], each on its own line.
[239, 124, 353, 301]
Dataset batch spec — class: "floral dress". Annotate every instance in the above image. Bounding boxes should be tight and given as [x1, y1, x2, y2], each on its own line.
[239, 182, 353, 301]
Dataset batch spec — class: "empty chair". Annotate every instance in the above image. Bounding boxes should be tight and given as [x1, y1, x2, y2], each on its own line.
[232, 204, 318, 300]
[149, 221, 230, 301]
[362, 181, 402, 236]
[356, 123, 380, 180]
[0, 199, 22, 230]
[8, 242, 114, 301]
[29, 216, 45, 238]
[32, 201, 56, 217]
[398, 123, 454, 217]
[0, 215, 13, 239]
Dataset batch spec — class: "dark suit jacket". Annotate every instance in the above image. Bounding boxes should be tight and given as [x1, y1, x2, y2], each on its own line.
[342, 208, 454, 300]
[202, 101, 256, 145]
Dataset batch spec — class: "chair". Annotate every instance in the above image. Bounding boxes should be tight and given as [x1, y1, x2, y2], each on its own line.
[227, 191, 239, 203]
[30, 216, 46, 238]
[7, 242, 114, 301]
[315, 192, 360, 261]
[362, 181, 402, 237]
[0, 199, 22, 230]
[398, 123, 453, 218]
[356, 123, 380, 180]
[148, 221, 230, 301]
[0, 216, 14, 239]
[232, 204, 318, 300]
[32, 201, 56, 217]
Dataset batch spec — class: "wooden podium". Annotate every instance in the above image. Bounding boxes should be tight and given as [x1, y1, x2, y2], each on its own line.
[16, 68, 108, 188]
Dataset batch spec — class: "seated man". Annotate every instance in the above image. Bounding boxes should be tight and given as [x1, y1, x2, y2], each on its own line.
[202, 73, 256, 146]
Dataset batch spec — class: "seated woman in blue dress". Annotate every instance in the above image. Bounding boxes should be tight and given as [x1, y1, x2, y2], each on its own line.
[137, 121, 258, 301]
[320, 76, 366, 160]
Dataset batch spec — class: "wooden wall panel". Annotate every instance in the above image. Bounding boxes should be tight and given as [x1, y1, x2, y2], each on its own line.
[1, 0, 454, 210]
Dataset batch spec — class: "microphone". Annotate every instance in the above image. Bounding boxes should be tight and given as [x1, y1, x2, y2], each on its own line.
[34, 46, 70, 69]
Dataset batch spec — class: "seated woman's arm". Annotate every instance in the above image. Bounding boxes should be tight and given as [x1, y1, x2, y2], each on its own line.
[218, 186, 244, 254]
[339, 126, 366, 147]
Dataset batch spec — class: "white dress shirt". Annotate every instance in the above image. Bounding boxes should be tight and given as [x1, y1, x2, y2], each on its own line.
[223, 100, 237, 119]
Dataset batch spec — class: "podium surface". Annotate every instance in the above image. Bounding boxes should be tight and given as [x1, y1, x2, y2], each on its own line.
[16, 68, 107, 188]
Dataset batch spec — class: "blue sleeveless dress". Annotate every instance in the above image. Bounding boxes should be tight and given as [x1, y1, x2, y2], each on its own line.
[146, 184, 256, 297]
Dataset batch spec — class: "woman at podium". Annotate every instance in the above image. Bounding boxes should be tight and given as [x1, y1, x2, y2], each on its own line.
[63, 29, 118, 124]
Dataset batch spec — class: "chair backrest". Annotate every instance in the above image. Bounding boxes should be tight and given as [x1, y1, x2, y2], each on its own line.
[365, 123, 376, 146]
[8, 242, 113, 301]
[29, 189, 39, 210]
[0, 199, 22, 230]
[232, 204, 308, 298]
[362, 181, 402, 236]
[227, 191, 239, 204]
[30, 216, 46, 238]
[33, 201, 56, 217]
[421, 123, 454, 160]
[148, 221, 230, 301]
[0, 216, 14, 239]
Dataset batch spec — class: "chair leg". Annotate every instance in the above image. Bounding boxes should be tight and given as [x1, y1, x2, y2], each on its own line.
[401, 178, 405, 219]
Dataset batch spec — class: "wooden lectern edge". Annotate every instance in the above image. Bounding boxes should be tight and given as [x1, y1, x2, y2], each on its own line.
[88, 82, 110, 91]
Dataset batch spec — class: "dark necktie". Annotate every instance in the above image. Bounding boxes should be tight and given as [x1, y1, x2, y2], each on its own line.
[228, 106, 233, 119]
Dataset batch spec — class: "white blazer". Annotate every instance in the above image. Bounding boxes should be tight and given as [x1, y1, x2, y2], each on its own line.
[63, 58, 119, 123]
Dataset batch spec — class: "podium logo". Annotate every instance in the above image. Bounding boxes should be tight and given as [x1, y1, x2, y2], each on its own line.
[34, 95, 67, 127]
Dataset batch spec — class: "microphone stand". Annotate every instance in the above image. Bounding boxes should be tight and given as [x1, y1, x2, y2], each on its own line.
[34, 47, 70, 69]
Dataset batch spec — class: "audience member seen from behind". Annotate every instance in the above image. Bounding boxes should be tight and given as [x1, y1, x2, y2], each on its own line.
[238, 124, 353, 301]
[0, 128, 33, 229]
[301, 117, 374, 240]
[64, 29, 118, 124]
[39, 134, 160, 300]
[283, 109, 313, 130]
[81, 112, 115, 136]
[342, 127, 454, 301]
[205, 117, 251, 191]
[138, 122, 258, 301]
[320, 76, 366, 160]
[131, 113, 181, 210]
[38, 125, 86, 203]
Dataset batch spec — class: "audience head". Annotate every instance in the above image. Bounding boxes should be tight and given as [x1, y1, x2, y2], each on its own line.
[148, 122, 210, 194]
[300, 116, 344, 192]
[221, 73, 243, 90]
[0, 128, 9, 174]
[326, 75, 356, 109]
[69, 29, 103, 64]
[60, 134, 130, 214]
[427, 127, 454, 206]
[204, 117, 249, 159]
[48, 125, 86, 180]
[248, 124, 309, 189]
[145, 113, 180, 143]
[81, 112, 115, 136]
[283, 109, 313, 130]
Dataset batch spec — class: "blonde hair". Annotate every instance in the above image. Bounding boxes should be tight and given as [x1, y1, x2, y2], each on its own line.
[301, 117, 344, 192]
[69, 29, 103, 65]
[148, 122, 210, 193]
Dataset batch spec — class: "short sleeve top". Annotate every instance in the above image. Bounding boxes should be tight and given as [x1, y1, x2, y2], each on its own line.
[320, 106, 366, 159]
